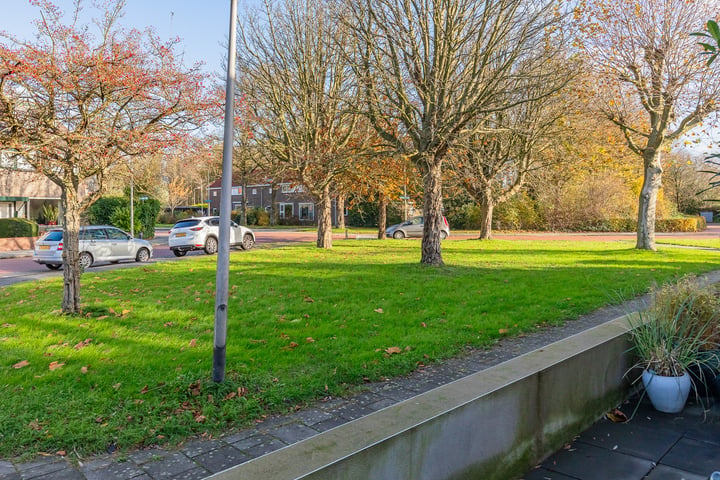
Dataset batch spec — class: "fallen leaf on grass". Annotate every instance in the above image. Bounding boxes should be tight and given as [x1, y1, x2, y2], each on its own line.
[385, 346, 402, 355]
[140, 385, 149, 394]
[498, 328, 509, 335]
[189, 339, 197, 348]
[304, 296, 314, 303]
[81, 366, 89, 374]
[74, 339, 92, 350]
[49, 361, 64, 371]
[306, 337, 315, 343]
[28, 420, 43, 431]
[374, 308, 384, 314]
[56, 451, 66, 456]
[13, 360, 30, 369]
[195, 415, 206, 423]
[2, 323, 15, 328]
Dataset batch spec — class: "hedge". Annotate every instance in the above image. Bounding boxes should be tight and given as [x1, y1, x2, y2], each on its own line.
[576, 217, 707, 233]
[0, 218, 39, 238]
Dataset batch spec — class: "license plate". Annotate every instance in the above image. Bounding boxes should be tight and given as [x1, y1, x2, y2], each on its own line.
[39, 245, 50, 250]
[176, 233, 186, 237]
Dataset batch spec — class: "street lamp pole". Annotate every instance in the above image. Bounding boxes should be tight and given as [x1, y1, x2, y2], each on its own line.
[213, 0, 238, 383]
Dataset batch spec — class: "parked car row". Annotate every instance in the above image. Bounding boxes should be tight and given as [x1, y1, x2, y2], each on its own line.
[32, 216, 257, 270]
[32, 215, 447, 270]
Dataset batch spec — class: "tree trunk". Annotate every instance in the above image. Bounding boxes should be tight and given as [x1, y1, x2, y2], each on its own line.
[479, 193, 494, 240]
[337, 194, 345, 230]
[270, 186, 278, 226]
[317, 184, 333, 249]
[636, 149, 662, 251]
[61, 185, 82, 314]
[240, 177, 248, 225]
[421, 159, 444, 266]
[378, 191, 387, 239]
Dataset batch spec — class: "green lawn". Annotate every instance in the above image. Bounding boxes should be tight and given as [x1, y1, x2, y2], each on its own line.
[656, 238, 720, 249]
[1, 239, 719, 459]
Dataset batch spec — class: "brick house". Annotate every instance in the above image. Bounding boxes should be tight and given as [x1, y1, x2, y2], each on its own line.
[0, 151, 95, 223]
[0, 152, 61, 221]
[208, 178, 346, 226]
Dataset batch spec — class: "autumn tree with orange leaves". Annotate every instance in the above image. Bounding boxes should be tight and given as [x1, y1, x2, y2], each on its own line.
[579, 0, 720, 250]
[0, 0, 212, 314]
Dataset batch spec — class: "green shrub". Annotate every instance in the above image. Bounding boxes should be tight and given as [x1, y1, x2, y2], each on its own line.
[0, 218, 39, 238]
[247, 207, 270, 226]
[136, 198, 160, 239]
[109, 206, 140, 235]
[87, 197, 126, 225]
[157, 212, 176, 224]
[656, 216, 706, 232]
[493, 193, 542, 231]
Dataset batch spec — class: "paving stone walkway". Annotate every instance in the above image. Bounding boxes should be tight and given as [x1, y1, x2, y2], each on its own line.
[1, 272, 718, 480]
[524, 394, 720, 480]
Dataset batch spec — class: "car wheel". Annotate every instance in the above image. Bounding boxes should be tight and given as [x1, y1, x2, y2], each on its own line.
[241, 233, 255, 250]
[440, 231, 448, 240]
[135, 248, 150, 263]
[172, 249, 187, 257]
[45, 264, 62, 270]
[204, 236, 218, 255]
[393, 231, 405, 239]
[79, 252, 93, 269]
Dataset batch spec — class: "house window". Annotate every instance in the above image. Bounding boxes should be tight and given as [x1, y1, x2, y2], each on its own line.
[281, 184, 304, 194]
[299, 203, 314, 221]
[213, 191, 218, 197]
[279, 203, 293, 219]
[252, 188, 257, 195]
[231, 187, 242, 196]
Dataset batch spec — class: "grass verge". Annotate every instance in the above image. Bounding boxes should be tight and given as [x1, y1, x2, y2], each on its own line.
[1, 239, 719, 459]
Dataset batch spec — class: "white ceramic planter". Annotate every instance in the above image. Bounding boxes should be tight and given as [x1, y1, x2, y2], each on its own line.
[642, 370, 691, 413]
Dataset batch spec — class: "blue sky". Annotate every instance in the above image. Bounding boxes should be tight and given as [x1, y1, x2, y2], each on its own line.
[0, 0, 259, 75]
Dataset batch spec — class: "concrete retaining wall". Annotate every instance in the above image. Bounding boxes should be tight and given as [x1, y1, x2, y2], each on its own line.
[210, 316, 635, 480]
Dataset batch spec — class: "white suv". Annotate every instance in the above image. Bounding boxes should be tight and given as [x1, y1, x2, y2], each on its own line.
[168, 216, 255, 257]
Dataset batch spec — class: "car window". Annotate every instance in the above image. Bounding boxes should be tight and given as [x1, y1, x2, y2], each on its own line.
[411, 217, 423, 225]
[173, 219, 201, 229]
[43, 230, 63, 242]
[84, 229, 108, 240]
[208, 218, 220, 227]
[105, 228, 130, 240]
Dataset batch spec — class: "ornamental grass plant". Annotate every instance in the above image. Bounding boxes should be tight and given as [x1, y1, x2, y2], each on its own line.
[629, 276, 720, 377]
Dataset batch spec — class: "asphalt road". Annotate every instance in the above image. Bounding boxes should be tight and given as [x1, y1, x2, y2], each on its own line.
[0, 229, 321, 286]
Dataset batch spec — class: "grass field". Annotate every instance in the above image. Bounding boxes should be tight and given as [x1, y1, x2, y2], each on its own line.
[2, 239, 719, 460]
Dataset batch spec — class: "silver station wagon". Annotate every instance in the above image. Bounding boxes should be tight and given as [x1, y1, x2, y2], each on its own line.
[33, 226, 153, 270]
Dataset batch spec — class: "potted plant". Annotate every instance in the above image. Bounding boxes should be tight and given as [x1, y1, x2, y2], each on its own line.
[629, 277, 719, 413]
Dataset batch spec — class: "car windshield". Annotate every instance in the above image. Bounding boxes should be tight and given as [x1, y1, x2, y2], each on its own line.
[43, 230, 63, 242]
[173, 219, 201, 229]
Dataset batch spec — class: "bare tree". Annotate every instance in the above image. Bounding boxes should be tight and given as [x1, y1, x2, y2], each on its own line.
[580, 0, 720, 250]
[237, 0, 363, 248]
[345, 0, 567, 264]
[451, 64, 574, 239]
